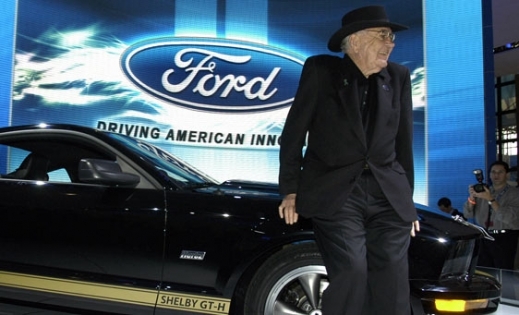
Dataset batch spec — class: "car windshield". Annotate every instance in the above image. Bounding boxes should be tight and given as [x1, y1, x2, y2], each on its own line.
[107, 133, 218, 187]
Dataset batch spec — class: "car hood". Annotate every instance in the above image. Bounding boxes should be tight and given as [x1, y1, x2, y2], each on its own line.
[195, 180, 486, 240]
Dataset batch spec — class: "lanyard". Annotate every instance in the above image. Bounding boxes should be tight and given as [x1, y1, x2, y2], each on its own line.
[491, 185, 510, 203]
[485, 185, 510, 228]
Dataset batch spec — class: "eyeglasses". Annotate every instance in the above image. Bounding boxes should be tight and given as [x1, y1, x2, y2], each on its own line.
[364, 30, 396, 43]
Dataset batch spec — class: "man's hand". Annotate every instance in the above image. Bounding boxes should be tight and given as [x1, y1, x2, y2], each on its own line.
[410, 220, 420, 237]
[473, 186, 493, 202]
[278, 193, 298, 225]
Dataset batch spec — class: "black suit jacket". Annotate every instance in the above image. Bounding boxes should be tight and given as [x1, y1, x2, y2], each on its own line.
[279, 54, 416, 222]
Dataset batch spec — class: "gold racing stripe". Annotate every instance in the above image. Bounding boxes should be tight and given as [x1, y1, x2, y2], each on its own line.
[0, 271, 231, 315]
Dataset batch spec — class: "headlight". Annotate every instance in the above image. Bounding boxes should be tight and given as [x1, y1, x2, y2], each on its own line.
[435, 298, 489, 312]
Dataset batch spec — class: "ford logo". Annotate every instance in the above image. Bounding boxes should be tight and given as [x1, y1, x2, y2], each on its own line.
[121, 38, 304, 112]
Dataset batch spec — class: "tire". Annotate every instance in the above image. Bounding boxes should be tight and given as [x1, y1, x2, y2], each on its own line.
[243, 242, 327, 315]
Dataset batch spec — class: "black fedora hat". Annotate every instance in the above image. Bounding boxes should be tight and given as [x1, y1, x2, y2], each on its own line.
[327, 5, 409, 52]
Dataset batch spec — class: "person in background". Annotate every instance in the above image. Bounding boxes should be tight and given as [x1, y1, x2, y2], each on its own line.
[463, 161, 519, 269]
[278, 5, 419, 315]
[437, 197, 465, 219]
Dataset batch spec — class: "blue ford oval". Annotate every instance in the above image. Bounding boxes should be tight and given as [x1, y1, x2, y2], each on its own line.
[121, 38, 304, 112]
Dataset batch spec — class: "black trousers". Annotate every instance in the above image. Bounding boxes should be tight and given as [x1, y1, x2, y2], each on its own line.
[312, 173, 411, 315]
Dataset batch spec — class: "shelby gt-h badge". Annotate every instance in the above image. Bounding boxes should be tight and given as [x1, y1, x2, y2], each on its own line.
[0, 124, 500, 314]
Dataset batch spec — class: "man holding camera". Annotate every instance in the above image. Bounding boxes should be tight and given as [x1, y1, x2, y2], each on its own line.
[463, 161, 519, 269]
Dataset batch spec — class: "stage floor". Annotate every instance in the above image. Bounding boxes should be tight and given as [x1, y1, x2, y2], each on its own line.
[493, 303, 519, 314]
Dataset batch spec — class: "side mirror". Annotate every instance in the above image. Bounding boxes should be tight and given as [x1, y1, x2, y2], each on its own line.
[78, 159, 140, 188]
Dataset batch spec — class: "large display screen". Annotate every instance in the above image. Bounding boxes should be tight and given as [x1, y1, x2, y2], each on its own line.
[0, 0, 492, 209]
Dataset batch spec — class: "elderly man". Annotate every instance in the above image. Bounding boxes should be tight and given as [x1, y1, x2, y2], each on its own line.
[278, 5, 418, 315]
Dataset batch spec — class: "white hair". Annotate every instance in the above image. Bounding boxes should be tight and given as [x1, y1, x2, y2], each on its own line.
[340, 35, 353, 54]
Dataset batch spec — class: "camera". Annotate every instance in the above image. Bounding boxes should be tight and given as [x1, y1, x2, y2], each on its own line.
[472, 169, 488, 193]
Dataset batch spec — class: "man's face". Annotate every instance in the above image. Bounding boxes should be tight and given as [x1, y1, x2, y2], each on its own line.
[354, 27, 395, 76]
[490, 164, 508, 186]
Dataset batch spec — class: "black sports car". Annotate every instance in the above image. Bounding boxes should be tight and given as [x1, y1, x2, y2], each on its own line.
[0, 124, 500, 314]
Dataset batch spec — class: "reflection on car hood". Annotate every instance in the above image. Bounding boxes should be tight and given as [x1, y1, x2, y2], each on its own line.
[416, 207, 483, 240]
[195, 179, 281, 198]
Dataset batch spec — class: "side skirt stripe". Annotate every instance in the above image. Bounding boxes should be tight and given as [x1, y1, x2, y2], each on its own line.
[0, 271, 231, 314]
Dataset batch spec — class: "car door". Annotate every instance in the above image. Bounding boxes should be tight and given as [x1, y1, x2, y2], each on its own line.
[0, 145, 166, 314]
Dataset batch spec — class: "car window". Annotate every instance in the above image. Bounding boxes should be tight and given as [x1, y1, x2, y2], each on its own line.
[4, 147, 29, 174]
[47, 168, 71, 182]
[0, 135, 151, 188]
[0, 141, 101, 184]
[0, 147, 52, 181]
